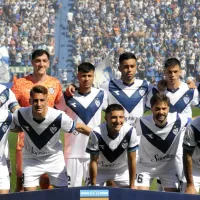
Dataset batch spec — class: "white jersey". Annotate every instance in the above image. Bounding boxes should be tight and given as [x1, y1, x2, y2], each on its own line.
[146, 82, 199, 119]
[101, 79, 151, 126]
[183, 117, 200, 170]
[13, 107, 75, 158]
[59, 87, 107, 159]
[86, 122, 138, 173]
[136, 112, 188, 172]
[0, 84, 19, 111]
[0, 111, 14, 161]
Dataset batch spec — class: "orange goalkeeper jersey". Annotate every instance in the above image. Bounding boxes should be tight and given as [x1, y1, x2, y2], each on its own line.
[11, 74, 63, 107]
[11, 74, 64, 150]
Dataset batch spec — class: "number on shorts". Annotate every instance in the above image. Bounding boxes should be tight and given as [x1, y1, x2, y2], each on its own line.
[67, 175, 71, 186]
[136, 174, 143, 183]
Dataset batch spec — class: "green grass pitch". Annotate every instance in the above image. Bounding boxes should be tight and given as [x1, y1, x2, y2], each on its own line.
[8, 107, 200, 192]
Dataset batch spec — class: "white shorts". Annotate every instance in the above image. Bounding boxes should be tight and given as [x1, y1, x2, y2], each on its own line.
[96, 168, 129, 187]
[136, 166, 180, 189]
[0, 156, 10, 190]
[23, 151, 68, 188]
[65, 158, 89, 187]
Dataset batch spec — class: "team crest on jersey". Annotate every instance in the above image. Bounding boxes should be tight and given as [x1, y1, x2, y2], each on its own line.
[183, 95, 190, 104]
[2, 124, 8, 132]
[139, 88, 146, 96]
[172, 127, 179, 135]
[50, 126, 57, 134]
[0, 94, 6, 106]
[95, 98, 100, 107]
[48, 88, 55, 94]
[122, 139, 128, 149]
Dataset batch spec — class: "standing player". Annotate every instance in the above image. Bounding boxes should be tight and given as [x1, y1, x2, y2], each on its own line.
[136, 93, 188, 192]
[56, 62, 108, 187]
[146, 58, 199, 190]
[11, 49, 65, 191]
[183, 117, 200, 194]
[86, 104, 138, 188]
[13, 85, 91, 191]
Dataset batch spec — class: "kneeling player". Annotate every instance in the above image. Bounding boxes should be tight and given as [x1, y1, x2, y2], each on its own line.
[86, 104, 138, 188]
[13, 85, 91, 191]
[135, 93, 188, 192]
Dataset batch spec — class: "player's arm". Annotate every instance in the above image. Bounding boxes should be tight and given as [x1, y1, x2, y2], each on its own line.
[75, 123, 91, 136]
[183, 149, 197, 194]
[127, 128, 139, 189]
[128, 151, 137, 189]
[89, 154, 99, 186]
[183, 125, 197, 194]
[65, 84, 78, 97]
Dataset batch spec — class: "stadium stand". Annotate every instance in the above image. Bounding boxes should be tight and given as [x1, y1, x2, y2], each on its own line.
[66, 0, 200, 82]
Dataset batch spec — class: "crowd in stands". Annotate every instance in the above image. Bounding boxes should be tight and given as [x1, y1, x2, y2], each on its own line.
[0, 0, 61, 68]
[68, 0, 200, 83]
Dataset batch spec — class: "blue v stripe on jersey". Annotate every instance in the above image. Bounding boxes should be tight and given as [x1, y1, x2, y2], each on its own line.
[65, 90, 104, 125]
[140, 114, 181, 153]
[18, 111, 62, 150]
[109, 80, 148, 113]
[93, 127, 133, 163]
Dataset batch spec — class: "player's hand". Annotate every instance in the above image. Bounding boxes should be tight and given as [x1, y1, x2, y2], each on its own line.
[65, 85, 76, 97]
[130, 185, 137, 190]
[185, 184, 197, 194]
[157, 79, 167, 92]
[188, 81, 196, 89]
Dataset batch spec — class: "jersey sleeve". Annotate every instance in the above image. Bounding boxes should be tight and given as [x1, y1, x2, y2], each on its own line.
[61, 112, 76, 133]
[86, 131, 99, 154]
[54, 81, 63, 105]
[7, 89, 19, 111]
[102, 90, 108, 111]
[128, 127, 139, 152]
[12, 109, 20, 126]
[183, 125, 196, 151]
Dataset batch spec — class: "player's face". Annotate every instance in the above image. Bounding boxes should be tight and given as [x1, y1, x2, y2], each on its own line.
[32, 53, 50, 76]
[105, 110, 125, 134]
[77, 71, 94, 89]
[30, 93, 48, 116]
[118, 59, 137, 83]
[151, 102, 169, 125]
[164, 65, 181, 84]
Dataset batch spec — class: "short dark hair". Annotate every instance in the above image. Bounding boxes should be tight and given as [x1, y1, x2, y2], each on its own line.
[105, 104, 124, 115]
[30, 85, 48, 97]
[150, 93, 170, 108]
[164, 58, 181, 69]
[119, 52, 137, 65]
[32, 49, 50, 60]
[78, 62, 95, 73]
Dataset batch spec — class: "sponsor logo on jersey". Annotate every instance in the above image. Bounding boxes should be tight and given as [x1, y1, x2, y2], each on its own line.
[71, 102, 76, 107]
[24, 126, 29, 131]
[151, 154, 175, 162]
[172, 127, 179, 135]
[2, 124, 8, 132]
[122, 139, 128, 149]
[95, 98, 100, 107]
[48, 88, 55, 94]
[114, 90, 120, 95]
[183, 95, 190, 104]
[98, 161, 121, 168]
[147, 134, 154, 139]
[99, 145, 104, 149]
[0, 94, 6, 106]
[50, 126, 57, 134]
[139, 88, 146, 96]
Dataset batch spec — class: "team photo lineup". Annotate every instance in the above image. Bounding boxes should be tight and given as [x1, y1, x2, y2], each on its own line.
[0, 49, 200, 195]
